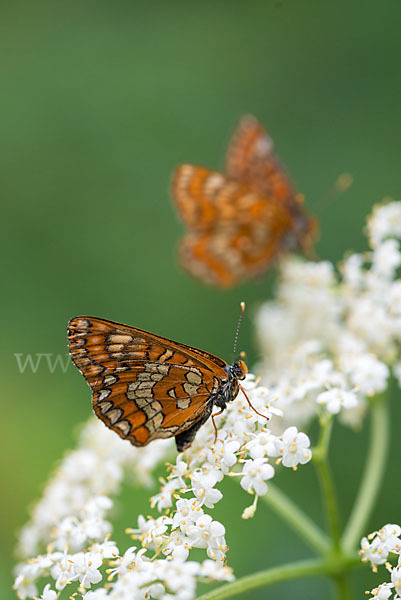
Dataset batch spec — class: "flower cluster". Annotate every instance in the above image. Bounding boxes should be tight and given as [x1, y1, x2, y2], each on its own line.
[16, 419, 172, 560]
[255, 200, 401, 432]
[360, 523, 401, 599]
[14, 199, 401, 599]
[13, 375, 312, 600]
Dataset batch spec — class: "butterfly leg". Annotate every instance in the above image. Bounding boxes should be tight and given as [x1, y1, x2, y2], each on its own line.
[211, 407, 225, 444]
[175, 403, 213, 452]
[239, 383, 269, 422]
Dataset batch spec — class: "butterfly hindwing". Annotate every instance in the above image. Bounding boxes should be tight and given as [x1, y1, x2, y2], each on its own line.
[178, 224, 288, 287]
[68, 316, 228, 446]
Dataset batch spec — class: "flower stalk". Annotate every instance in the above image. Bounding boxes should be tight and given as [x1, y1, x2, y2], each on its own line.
[341, 391, 390, 551]
[195, 555, 361, 600]
[312, 417, 343, 550]
[258, 482, 330, 554]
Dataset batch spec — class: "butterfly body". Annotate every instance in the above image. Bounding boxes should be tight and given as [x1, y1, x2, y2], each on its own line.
[68, 316, 247, 451]
[174, 360, 246, 450]
[172, 115, 317, 287]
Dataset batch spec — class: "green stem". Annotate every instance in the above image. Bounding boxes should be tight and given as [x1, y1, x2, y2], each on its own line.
[317, 415, 333, 455]
[259, 481, 330, 554]
[333, 572, 353, 600]
[195, 556, 361, 600]
[312, 417, 342, 549]
[341, 393, 390, 551]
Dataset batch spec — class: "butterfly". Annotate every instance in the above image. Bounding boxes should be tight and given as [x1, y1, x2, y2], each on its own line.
[68, 314, 258, 451]
[172, 115, 317, 287]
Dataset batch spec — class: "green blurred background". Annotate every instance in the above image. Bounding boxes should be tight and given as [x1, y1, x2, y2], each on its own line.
[2, 0, 400, 598]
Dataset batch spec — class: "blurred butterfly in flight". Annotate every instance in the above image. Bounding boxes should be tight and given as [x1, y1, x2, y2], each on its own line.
[172, 115, 318, 287]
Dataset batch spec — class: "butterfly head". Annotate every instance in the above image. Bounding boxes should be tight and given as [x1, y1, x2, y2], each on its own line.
[297, 215, 319, 258]
[232, 359, 248, 380]
[284, 195, 318, 256]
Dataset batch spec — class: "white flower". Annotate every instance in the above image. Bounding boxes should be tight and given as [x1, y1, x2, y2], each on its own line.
[90, 538, 119, 559]
[16, 418, 170, 561]
[346, 296, 393, 357]
[71, 551, 103, 589]
[129, 515, 171, 551]
[13, 551, 58, 597]
[191, 469, 223, 509]
[108, 546, 138, 577]
[245, 430, 277, 459]
[170, 454, 188, 481]
[372, 239, 401, 278]
[367, 200, 401, 247]
[206, 437, 240, 474]
[162, 530, 191, 560]
[186, 514, 227, 560]
[35, 584, 57, 600]
[369, 583, 393, 599]
[13, 563, 40, 599]
[317, 388, 359, 414]
[172, 498, 204, 531]
[54, 516, 88, 551]
[391, 564, 401, 596]
[360, 524, 401, 568]
[146, 582, 165, 598]
[349, 354, 389, 397]
[276, 427, 312, 468]
[342, 253, 364, 288]
[199, 559, 235, 581]
[83, 590, 110, 600]
[109, 571, 148, 600]
[151, 478, 180, 512]
[240, 458, 274, 495]
[156, 559, 200, 598]
[51, 551, 76, 590]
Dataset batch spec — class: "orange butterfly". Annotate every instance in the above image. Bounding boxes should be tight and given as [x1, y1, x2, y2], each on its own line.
[172, 115, 317, 287]
[68, 315, 257, 451]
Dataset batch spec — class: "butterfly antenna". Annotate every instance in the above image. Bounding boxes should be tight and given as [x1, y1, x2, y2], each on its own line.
[321, 172, 354, 207]
[233, 301, 246, 359]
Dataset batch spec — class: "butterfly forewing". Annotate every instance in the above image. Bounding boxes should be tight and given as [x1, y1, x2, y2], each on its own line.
[68, 316, 230, 447]
[226, 115, 297, 204]
[172, 165, 291, 230]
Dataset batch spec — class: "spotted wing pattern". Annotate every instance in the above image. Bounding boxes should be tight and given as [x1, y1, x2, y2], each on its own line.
[172, 115, 316, 287]
[178, 223, 290, 288]
[172, 164, 294, 287]
[226, 114, 297, 208]
[68, 316, 229, 448]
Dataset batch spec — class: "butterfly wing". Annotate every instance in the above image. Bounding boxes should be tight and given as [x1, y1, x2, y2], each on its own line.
[172, 164, 292, 230]
[68, 317, 227, 446]
[172, 164, 294, 287]
[178, 224, 286, 287]
[226, 115, 297, 206]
